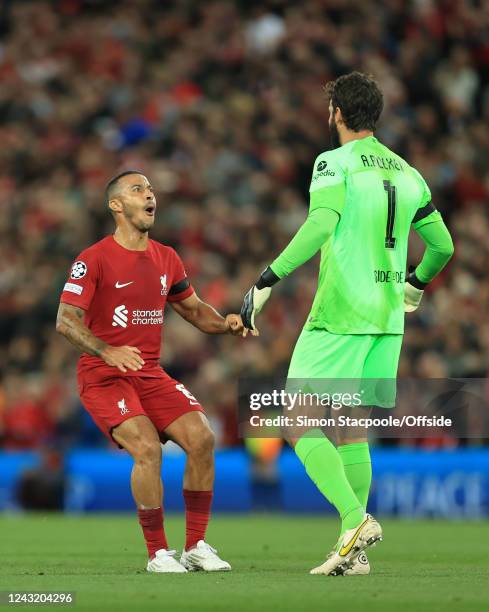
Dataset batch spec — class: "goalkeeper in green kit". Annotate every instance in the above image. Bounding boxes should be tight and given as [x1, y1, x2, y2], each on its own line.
[240, 72, 454, 576]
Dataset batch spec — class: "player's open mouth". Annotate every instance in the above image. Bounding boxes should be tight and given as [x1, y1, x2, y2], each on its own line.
[145, 204, 156, 216]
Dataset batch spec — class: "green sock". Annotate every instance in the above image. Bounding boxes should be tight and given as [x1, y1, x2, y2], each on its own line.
[295, 429, 364, 532]
[338, 442, 372, 510]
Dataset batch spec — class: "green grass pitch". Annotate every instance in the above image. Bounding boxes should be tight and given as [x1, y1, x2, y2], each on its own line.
[0, 514, 487, 611]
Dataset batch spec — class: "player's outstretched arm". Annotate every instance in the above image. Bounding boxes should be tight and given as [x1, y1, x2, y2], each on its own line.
[56, 303, 144, 372]
[405, 219, 454, 312]
[269, 207, 340, 279]
[240, 207, 340, 329]
[170, 292, 249, 336]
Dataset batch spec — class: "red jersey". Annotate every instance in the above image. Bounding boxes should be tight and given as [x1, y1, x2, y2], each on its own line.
[60, 235, 194, 382]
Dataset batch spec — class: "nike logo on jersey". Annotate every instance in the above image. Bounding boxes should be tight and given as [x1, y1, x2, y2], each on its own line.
[115, 281, 134, 288]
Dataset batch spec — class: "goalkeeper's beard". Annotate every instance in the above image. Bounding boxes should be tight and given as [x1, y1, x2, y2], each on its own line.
[329, 117, 341, 149]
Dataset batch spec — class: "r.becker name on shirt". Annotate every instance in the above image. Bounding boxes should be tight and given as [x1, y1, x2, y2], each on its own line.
[374, 270, 405, 283]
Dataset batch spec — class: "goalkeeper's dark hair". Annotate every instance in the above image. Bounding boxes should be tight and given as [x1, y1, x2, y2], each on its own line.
[104, 169, 144, 206]
[325, 72, 383, 132]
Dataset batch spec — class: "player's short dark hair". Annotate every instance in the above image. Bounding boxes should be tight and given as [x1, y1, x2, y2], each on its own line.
[104, 170, 144, 206]
[325, 72, 383, 132]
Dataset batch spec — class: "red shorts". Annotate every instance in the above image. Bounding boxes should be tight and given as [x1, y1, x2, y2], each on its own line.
[78, 369, 204, 446]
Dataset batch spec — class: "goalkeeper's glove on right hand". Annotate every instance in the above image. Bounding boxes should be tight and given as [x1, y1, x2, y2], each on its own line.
[404, 267, 427, 312]
[241, 266, 280, 330]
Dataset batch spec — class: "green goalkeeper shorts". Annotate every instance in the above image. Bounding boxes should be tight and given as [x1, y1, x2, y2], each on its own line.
[287, 328, 403, 407]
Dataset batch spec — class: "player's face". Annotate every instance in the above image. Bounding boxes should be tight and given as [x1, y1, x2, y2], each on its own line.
[117, 175, 157, 232]
[328, 101, 341, 149]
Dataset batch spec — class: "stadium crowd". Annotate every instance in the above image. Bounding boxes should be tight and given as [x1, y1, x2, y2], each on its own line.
[0, 0, 488, 449]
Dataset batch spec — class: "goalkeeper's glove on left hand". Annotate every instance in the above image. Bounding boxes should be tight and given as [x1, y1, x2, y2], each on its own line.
[404, 267, 427, 312]
[241, 266, 280, 330]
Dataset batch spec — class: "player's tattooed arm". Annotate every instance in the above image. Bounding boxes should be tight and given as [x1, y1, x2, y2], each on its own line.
[56, 303, 145, 372]
[170, 293, 245, 336]
[56, 303, 107, 357]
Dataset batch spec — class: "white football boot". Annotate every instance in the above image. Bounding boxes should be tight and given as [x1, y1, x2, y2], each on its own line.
[310, 514, 381, 576]
[146, 549, 188, 573]
[321, 547, 371, 576]
[180, 540, 231, 572]
[343, 551, 370, 575]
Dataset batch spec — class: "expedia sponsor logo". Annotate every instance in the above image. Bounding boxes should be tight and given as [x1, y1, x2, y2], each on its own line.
[312, 160, 336, 181]
[112, 305, 163, 327]
[312, 170, 336, 180]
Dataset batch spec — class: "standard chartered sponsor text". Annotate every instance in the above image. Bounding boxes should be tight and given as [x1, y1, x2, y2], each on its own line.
[131, 309, 163, 325]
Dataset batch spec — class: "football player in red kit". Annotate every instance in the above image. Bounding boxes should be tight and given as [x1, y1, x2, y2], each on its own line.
[56, 170, 250, 573]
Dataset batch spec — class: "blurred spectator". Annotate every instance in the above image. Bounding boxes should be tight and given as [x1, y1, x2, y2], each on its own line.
[0, 0, 488, 449]
[16, 447, 65, 510]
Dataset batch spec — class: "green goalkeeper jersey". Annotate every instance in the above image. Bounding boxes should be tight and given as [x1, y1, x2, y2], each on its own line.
[299, 136, 440, 334]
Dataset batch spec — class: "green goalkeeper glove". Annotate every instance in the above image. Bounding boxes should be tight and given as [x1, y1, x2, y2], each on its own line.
[241, 267, 280, 330]
[404, 266, 427, 312]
